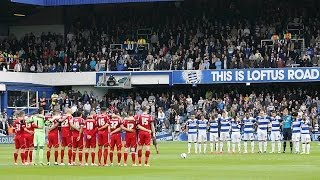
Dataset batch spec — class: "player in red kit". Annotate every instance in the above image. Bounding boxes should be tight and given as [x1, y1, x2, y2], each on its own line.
[96, 107, 110, 166]
[46, 110, 60, 165]
[70, 111, 84, 166]
[24, 115, 35, 165]
[109, 113, 123, 166]
[13, 111, 27, 165]
[59, 108, 73, 166]
[83, 111, 98, 166]
[121, 111, 137, 166]
[137, 106, 156, 166]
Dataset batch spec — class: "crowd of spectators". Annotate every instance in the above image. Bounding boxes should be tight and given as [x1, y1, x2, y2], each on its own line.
[1, 0, 320, 73]
[37, 84, 320, 133]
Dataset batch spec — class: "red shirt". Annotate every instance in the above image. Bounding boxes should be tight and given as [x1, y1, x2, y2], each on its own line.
[25, 120, 35, 136]
[13, 119, 25, 136]
[123, 117, 137, 134]
[60, 115, 73, 137]
[109, 117, 122, 134]
[137, 114, 153, 131]
[96, 114, 110, 133]
[83, 118, 97, 136]
[48, 118, 59, 136]
[70, 117, 84, 137]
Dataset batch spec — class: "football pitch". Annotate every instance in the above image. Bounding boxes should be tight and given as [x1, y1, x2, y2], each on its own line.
[0, 142, 319, 180]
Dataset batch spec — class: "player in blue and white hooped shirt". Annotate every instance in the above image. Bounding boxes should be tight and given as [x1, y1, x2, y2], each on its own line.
[242, 113, 256, 153]
[197, 115, 209, 154]
[186, 115, 198, 154]
[256, 110, 271, 153]
[270, 111, 282, 153]
[300, 115, 311, 154]
[219, 111, 231, 153]
[292, 115, 302, 154]
[230, 116, 241, 153]
[209, 115, 219, 153]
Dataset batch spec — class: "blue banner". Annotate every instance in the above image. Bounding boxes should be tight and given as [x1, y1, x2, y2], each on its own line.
[172, 68, 320, 84]
[0, 135, 14, 144]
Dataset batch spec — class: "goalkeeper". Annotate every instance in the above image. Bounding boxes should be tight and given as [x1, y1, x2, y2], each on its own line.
[27, 108, 47, 165]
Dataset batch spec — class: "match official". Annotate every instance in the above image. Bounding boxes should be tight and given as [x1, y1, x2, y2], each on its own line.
[282, 108, 293, 153]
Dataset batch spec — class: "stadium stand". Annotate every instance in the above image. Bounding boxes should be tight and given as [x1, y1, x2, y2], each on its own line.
[1, 0, 320, 72]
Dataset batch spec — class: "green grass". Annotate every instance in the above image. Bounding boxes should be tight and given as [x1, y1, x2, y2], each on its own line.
[0, 142, 319, 180]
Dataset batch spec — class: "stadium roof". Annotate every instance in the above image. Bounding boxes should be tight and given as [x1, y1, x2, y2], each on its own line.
[11, 0, 181, 6]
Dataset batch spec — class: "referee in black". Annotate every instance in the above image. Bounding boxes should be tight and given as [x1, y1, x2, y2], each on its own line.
[282, 108, 294, 153]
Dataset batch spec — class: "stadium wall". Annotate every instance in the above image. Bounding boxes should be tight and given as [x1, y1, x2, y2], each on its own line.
[9, 24, 64, 40]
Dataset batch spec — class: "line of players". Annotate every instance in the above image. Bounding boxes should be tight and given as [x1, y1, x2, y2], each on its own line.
[186, 110, 312, 154]
[13, 107, 156, 166]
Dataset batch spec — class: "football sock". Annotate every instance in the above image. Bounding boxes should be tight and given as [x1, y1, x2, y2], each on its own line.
[85, 152, 89, 163]
[194, 143, 198, 153]
[271, 142, 275, 152]
[117, 152, 121, 164]
[14, 152, 18, 163]
[32, 149, 37, 163]
[188, 143, 191, 153]
[259, 142, 262, 152]
[124, 152, 128, 163]
[68, 149, 72, 164]
[72, 152, 76, 162]
[29, 150, 33, 162]
[244, 141, 248, 152]
[290, 142, 293, 152]
[302, 144, 306, 153]
[131, 152, 136, 164]
[227, 141, 231, 152]
[20, 152, 25, 163]
[109, 152, 114, 163]
[47, 151, 50, 162]
[219, 142, 224, 152]
[277, 141, 281, 152]
[283, 142, 287, 152]
[60, 150, 65, 163]
[296, 142, 300, 152]
[39, 149, 44, 163]
[103, 149, 108, 165]
[145, 150, 150, 165]
[25, 150, 29, 162]
[54, 151, 58, 163]
[138, 150, 142, 164]
[263, 142, 267, 152]
[251, 141, 255, 152]
[204, 144, 207, 153]
[78, 150, 83, 163]
[215, 142, 219, 152]
[210, 143, 213, 152]
[306, 144, 310, 154]
[98, 149, 102, 164]
[91, 152, 95, 164]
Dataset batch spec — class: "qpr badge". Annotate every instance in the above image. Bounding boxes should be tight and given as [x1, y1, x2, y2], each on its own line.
[182, 70, 202, 84]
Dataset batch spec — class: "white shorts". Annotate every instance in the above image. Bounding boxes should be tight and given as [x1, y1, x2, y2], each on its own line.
[243, 133, 254, 141]
[220, 132, 230, 141]
[231, 132, 241, 143]
[197, 132, 207, 142]
[188, 133, 197, 142]
[301, 134, 311, 143]
[257, 129, 267, 141]
[271, 131, 281, 141]
[292, 133, 301, 142]
[209, 133, 219, 142]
